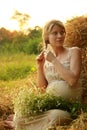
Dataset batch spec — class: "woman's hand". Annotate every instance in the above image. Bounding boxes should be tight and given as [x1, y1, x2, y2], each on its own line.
[36, 51, 45, 67]
[44, 50, 56, 63]
[36, 50, 56, 66]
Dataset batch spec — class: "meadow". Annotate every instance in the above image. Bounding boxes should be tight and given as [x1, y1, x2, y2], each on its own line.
[0, 53, 37, 81]
[0, 53, 37, 128]
[0, 15, 87, 129]
[0, 53, 87, 130]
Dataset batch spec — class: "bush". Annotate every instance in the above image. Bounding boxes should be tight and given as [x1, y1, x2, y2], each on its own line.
[14, 87, 87, 120]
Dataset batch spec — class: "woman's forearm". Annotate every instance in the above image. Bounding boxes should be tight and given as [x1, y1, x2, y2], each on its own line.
[37, 66, 48, 89]
[52, 58, 80, 87]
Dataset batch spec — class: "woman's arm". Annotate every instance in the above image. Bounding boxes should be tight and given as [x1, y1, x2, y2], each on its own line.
[36, 51, 48, 90]
[37, 65, 48, 89]
[69, 47, 82, 86]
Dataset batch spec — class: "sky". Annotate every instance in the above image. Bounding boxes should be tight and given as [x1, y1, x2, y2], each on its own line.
[0, 0, 87, 31]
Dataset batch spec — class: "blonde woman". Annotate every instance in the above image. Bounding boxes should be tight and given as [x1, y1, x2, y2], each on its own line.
[4, 20, 82, 130]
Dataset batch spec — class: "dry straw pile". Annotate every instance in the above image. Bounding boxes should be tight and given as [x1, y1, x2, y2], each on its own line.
[64, 15, 87, 105]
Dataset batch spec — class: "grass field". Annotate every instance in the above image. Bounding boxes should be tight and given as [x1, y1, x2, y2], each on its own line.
[0, 53, 87, 130]
[0, 53, 37, 81]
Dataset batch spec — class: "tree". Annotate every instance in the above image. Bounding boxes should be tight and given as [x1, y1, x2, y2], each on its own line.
[11, 10, 31, 32]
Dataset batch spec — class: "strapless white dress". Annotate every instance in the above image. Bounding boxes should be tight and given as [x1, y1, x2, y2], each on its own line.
[14, 48, 82, 130]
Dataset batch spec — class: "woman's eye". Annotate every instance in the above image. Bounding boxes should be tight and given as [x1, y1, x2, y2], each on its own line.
[60, 31, 65, 35]
[50, 31, 65, 35]
[51, 32, 57, 35]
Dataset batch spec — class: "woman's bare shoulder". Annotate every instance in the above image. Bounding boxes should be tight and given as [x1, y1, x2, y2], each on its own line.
[70, 47, 81, 55]
[70, 46, 81, 51]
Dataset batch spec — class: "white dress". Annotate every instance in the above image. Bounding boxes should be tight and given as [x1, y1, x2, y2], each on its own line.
[14, 48, 82, 130]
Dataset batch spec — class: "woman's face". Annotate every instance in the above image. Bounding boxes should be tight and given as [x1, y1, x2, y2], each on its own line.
[48, 25, 65, 48]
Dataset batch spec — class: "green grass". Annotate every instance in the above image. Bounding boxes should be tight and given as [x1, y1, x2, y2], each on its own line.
[0, 53, 37, 117]
[0, 53, 37, 81]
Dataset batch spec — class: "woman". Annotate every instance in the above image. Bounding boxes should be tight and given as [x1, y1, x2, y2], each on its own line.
[37, 20, 82, 101]
[4, 20, 82, 130]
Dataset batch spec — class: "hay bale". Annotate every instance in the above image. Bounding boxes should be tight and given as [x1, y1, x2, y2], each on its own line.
[64, 15, 87, 104]
[64, 15, 87, 48]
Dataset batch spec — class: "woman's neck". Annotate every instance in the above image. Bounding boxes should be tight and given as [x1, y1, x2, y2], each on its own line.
[52, 46, 65, 56]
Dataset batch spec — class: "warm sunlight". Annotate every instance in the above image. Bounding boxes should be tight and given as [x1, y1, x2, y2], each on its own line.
[0, 0, 87, 31]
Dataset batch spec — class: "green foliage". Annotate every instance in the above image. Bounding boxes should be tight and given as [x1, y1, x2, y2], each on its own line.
[24, 38, 42, 54]
[0, 26, 42, 55]
[0, 64, 31, 81]
[14, 87, 87, 120]
[0, 53, 37, 81]
[0, 42, 19, 54]
[7, 65, 30, 80]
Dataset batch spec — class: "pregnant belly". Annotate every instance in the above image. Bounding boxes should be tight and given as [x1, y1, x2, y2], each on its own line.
[46, 80, 82, 101]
